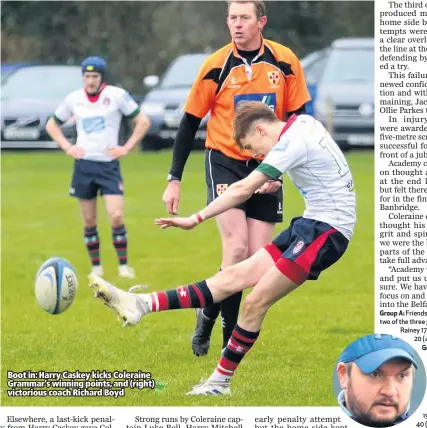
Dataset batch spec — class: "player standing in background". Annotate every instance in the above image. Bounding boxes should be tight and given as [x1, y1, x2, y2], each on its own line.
[46, 56, 150, 278]
[162, 0, 311, 357]
[90, 101, 356, 395]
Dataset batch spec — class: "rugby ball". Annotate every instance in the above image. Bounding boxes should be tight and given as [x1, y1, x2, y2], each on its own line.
[35, 257, 78, 314]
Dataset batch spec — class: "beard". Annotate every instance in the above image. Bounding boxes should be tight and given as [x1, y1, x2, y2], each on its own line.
[346, 382, 406, 427]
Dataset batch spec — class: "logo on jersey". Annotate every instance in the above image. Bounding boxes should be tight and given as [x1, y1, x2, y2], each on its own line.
[103, 97, 110, 106]
[234, 93, 277, 112]
[216, 184, 228, 195]
[82, 116, 105, 134]
[227, 75, 240, 89]
[293, 240, 305, 255]
[118, 182, 124, 192]
[267, 71, 280, 86]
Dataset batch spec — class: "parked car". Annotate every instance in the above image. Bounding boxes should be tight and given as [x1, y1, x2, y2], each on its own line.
[300, 49, 328, 116]
[140, 53, 210, 151]
[1, 64, 136, 149]
[1, 62, 39, 85]
[1, 65, 82, 149]
[311, 38, 374, 149]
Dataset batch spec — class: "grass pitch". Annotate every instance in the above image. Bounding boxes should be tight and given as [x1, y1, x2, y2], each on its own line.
[1, 149, 373, 406]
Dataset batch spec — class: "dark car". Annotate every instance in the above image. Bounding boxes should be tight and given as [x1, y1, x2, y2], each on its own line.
[1, 64, 136, 149]
[312, 38, 374, 149]
[1, 65, 82, 149]
[140, 53, 210, 151]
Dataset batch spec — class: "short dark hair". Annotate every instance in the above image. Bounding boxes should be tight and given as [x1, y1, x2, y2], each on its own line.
[233, 101, 279, 148]
[227, 1, 267, 20]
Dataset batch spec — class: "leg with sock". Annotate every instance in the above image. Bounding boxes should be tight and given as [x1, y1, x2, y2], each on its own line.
[112, 224, 135, 278]
[84, 226, 102, 276]
[112, 225, 127, 266]
[188, 262, 303, 395]
[104, 194, 135, 278]
[148, 281, 213, 311]
[190, 207, 249, 357]
[219, 291, 243, 350]
[191, 270, 222, 357]
[79, 198, 101, 275]
[89, 248, 273, 329]
[210, 324, 259, 383]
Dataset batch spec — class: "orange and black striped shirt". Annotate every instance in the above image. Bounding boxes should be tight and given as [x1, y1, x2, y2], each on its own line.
[185, 37, 311, 161]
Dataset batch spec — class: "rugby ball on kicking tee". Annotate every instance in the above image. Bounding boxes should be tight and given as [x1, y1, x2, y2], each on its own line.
[35, 257, 78, 314]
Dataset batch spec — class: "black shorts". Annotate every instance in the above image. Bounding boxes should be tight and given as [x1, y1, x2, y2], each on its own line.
[264, 217, 349, 284]
[205, 149, 283, 223]
[70, 159, 123, 200]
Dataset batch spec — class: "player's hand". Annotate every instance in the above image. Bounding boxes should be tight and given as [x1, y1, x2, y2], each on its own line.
[66, 145, 85, 159]
[108, 146, 129, 159]
[162, 181, 181, 215]
[255, 180, 282, 194]
[155, 217, 196, 230]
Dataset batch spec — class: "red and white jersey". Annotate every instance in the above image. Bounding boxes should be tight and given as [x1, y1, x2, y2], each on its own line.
[257, 115, 356, 240]
[54, 85, 139, 162]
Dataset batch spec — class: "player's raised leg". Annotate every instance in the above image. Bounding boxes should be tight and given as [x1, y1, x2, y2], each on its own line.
[187, 264, 303, 396]
[89, 247, 274, 327]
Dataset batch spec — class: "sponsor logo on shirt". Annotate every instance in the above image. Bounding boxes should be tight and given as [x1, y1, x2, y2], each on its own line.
[103, 97, 110, 106]
[234, 93, 277, 112]
[82, 116, 106, 134]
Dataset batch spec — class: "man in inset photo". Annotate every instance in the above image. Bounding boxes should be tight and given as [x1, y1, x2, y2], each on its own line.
[336, 334, 420, 427]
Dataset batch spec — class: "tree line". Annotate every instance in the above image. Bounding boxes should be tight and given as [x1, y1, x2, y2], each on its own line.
[1, 1, 374, 92]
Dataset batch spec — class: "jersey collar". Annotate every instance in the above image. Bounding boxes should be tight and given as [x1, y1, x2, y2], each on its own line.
[85, 83, 107, 103]
[232, 34, 265, 59]
[279, 114, 297, 138]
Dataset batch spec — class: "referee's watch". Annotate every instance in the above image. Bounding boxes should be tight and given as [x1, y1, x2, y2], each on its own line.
[167, 174, 180, 182]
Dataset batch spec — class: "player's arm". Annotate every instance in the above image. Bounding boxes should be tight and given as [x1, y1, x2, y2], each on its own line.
[168, 112, 203, 181]
[199, 171, 269, 220]
[45, 98, 83, 159]
[109, 91, 150, 159]
[163, 57, 216, 214]
[122, 110, 150, 153]
[156, 171, 268, 230]
[45, 116, 73, 153]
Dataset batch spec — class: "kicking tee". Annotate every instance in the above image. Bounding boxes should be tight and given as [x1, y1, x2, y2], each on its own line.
[257, 114, 356, 240]
[54, 85, 140, 162]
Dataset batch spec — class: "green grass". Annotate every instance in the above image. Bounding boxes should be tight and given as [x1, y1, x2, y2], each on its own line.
[1, 149, 373, 406]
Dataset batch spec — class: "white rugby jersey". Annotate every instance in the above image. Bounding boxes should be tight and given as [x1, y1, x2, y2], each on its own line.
[257, 115, 356, 240]
[54, 85, 139, 162]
